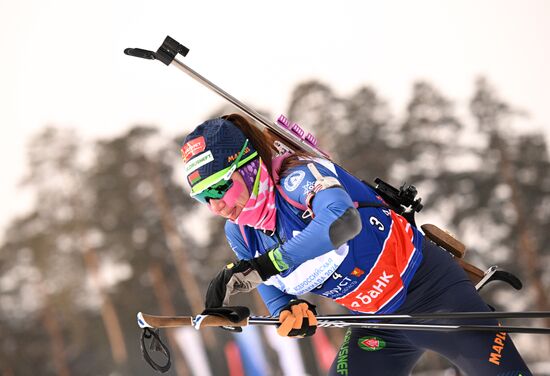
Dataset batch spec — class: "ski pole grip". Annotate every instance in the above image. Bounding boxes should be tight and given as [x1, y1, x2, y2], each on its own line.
[138, 313, 193, 328]
[194, 315, 249, 328]
[196, 306, 251, 329]
[137, 313, 248, 329]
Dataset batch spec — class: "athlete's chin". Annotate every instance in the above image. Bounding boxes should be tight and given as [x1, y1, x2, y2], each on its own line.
[228, 206, 243, 221]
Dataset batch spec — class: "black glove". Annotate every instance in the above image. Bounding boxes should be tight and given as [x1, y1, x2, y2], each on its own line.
[199, 306, 251, 332]
[205, 248, 289, 309]
[277, 299, 318, 337]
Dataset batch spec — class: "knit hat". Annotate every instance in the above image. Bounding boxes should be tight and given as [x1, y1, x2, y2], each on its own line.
[181, 118, 258, 193]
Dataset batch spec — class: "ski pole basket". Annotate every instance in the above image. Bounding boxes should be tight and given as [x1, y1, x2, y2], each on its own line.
[139, 327, 171, 373]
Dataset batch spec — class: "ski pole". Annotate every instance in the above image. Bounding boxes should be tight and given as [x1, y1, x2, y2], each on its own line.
[313, 321, 550, 334]
[137, 311, 550, 374]
[315, 311, 550, 321]
[137, 312, 550, 334]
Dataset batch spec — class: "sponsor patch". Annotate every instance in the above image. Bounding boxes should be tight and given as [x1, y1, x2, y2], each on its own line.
[336, 329, 352, 375]
[184, 150, 214, 176]
[302, 180, 315, 195]
[265, 231, 349, 296]
[351, 267, 365, 277]
[181, 136, 206, 162]
[336, 270, 396, 311]
[284, 170, 306, 192]
[227, 146, 251, 163]
[188, 170, 201, 185]
[358, 336, 386, 351]
[488, 331, 507, 365]
[321, 277, 359, 298]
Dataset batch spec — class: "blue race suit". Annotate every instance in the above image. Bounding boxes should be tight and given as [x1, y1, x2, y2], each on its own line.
[225, 159, 531, 376]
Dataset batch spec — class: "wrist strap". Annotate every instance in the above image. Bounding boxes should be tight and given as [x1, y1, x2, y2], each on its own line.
[251, 247, 288, 280]
[200, 306, 250, 323]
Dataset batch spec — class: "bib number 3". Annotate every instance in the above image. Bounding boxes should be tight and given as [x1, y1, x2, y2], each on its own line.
[369, 216, 384, 231]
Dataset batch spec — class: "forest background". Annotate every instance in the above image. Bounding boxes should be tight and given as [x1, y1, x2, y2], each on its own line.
[1, 1, 549, 375]
[1, 76, 549, 375]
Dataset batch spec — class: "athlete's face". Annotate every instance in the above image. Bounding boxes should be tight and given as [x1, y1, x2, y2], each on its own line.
[208, 171, 250, 221]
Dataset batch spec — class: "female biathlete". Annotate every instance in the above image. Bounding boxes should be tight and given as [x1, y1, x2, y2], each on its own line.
[180, 113, 531, 375]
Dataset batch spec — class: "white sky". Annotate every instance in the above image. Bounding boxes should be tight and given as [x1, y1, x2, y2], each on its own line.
[1, 0, 549, 235]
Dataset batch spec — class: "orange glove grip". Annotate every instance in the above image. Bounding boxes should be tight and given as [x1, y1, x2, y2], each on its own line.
[277, 310, 297, 336]
[276, 300, 317, 337]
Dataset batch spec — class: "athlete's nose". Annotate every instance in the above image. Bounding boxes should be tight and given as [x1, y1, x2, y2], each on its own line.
[208, 199, 226, 215]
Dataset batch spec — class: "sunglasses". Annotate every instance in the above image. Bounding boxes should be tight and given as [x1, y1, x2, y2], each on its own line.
[190, 139, 257, 204]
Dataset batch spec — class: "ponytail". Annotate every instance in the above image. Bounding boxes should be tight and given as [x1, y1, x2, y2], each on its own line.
[221, 113, 318, 179]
